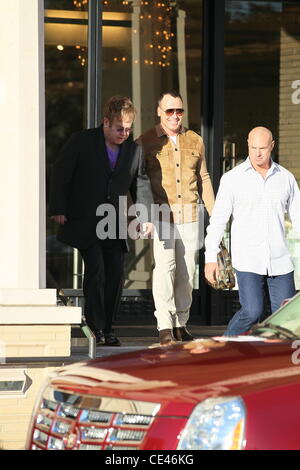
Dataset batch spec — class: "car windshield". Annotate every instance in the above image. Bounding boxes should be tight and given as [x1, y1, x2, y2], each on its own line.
[253, 292, 300, 339]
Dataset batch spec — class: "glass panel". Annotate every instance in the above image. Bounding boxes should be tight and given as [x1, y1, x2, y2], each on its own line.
[224, 1, 300, 289]
[102, 1, 132, 105]
[224, 0, 282, 167]
[103, 0, 204, 289]
[45, 0, 88, 289]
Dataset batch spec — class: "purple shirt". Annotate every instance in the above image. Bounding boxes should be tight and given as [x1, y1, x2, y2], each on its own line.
[106, 145, 120, 170]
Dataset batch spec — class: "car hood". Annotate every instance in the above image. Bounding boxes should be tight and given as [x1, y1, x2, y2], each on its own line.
[51, 337, 300, 415]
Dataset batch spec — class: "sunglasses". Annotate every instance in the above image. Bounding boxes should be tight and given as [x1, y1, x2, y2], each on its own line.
[159, 106, 185, 117]
[115, 126, 133, 134]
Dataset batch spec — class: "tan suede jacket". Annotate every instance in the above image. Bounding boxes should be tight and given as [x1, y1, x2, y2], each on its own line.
[137, 125, 215, 224]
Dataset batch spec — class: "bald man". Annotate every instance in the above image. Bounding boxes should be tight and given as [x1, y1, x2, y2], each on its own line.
[205, 127, 300, 335]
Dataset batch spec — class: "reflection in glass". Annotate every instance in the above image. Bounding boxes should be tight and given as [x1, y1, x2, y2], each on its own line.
[224, 0, 282, 164]
[45, 1, 88, 289]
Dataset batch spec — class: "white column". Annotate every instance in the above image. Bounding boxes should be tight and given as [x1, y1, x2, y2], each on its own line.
[0, 0, 46, 289]
[0, 0, 80, 345]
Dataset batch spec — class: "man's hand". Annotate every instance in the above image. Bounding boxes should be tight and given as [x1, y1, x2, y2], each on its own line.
[128, 220, 154, 239]
[140, 222, 154, 238]
[205, 262, 219, 286]
[51, 215, 67, 225]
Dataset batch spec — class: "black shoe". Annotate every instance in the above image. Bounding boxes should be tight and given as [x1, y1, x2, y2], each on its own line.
[104, 333, 121, 346]
[180, 327, 194, 341]
[173, 327, 194, 342]
[94, 329, 105, 345]
[173, 327, 182, 341]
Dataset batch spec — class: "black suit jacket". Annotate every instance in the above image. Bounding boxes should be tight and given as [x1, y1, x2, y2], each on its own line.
[49, 126, 153, 251]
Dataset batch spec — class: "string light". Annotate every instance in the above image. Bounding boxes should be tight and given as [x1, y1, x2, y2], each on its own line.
[73, 0, 88, 8]
[103, 0, 176, 68]
[73, 1, 89, 66]
[112, 56, 128, 64]
[103, 0, 132, 7]
[139, 0, 176, 68]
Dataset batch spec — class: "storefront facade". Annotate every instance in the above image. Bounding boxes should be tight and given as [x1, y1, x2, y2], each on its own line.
[1, 1, 300, 449]
[44, 0, 300, 324]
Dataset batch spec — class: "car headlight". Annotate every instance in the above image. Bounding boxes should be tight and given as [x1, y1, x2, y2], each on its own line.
[177, 397, 246, 450]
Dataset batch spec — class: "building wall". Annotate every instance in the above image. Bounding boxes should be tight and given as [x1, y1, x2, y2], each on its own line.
[279, 29, 300, 183]
[0, 365, 57, 450]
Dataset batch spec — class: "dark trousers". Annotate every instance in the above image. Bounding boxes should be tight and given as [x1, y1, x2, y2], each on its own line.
[79, 239, 125, 333]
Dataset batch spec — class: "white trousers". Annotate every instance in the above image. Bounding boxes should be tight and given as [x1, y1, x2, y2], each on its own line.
[152, 221, 200, 331]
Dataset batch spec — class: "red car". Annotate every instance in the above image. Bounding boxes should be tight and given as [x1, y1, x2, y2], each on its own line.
[26, 293, 300, 450]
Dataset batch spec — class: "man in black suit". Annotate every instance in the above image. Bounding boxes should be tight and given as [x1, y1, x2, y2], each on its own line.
[49, 96, 153, 346]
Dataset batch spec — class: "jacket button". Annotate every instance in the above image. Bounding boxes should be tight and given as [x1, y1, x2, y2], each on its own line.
[177, 179, 180, 183]
[107, 195, 111, 200]
[176, 163, 180, 167]
[178, 195, 182, 198]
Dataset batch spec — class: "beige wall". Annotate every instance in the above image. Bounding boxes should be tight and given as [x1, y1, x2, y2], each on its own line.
[0, 325, 71, 358]
[279, 8, 300, 289]
[279, 15, 300, 184]
[0, 365, 58, 450]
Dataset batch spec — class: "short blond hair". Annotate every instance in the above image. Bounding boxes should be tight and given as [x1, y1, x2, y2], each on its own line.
[103, 96, 136, 124]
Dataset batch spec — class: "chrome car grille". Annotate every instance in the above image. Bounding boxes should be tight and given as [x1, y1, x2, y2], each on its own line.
[30, 386, 160, 450]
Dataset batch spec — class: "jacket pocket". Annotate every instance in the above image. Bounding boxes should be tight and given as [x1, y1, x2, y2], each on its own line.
[183, 149, 200, 169]
[149, 150, 170, 169]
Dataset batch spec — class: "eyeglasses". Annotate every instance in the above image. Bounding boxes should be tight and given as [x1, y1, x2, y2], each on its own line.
[159, 106, 184, 117]
[115, 126, 133, 134]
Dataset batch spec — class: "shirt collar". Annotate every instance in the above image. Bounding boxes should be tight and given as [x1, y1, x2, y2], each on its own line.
[155, 124, 186, 138]
[243, 157, 280, 175]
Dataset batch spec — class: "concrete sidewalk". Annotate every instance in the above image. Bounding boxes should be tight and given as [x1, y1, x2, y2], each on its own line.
[71, 324, 227, 360]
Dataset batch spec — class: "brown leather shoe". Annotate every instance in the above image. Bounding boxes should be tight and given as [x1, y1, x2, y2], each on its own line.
[173, 327, 194, 342]
[159, 329, 175, 345]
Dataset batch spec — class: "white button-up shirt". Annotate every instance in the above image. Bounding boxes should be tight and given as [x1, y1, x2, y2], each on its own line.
[205, 158, 300, 275]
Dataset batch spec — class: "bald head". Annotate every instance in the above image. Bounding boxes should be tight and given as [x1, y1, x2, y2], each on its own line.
[248, 127, 273, 143]
[247, 127, 275, 173]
